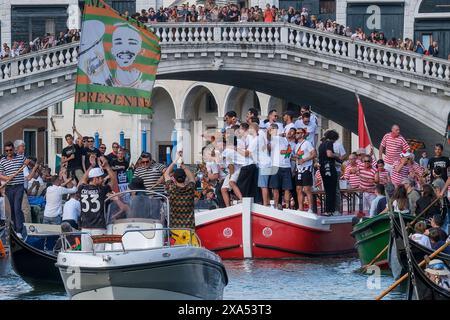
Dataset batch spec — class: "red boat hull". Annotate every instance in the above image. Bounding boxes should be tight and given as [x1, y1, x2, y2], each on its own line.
[195, 199, 356, 259]
[251, 212, 355, 258]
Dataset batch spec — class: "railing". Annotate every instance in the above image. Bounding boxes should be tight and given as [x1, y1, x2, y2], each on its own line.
[60, 227, 201, 255]
[0, 43, 79, 81]
[1, 22, 449, 84]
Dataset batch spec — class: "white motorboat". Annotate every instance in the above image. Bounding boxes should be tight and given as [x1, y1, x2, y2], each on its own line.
[56, 190, 228, 300]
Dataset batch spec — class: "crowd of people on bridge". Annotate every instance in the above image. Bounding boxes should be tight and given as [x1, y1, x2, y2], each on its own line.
[128, 3, 444, 58]
[0, 29, 80, 60]
[1, 106, 450, 249]
[1, 3, 448, 61]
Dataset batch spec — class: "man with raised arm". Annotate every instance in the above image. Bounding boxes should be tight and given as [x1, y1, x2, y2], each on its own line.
[78, 155, 118, 251]
[163, 152, 196, 230]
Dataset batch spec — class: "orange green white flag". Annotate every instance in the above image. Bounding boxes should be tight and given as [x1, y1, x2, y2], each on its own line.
[75, 0, 160, 114]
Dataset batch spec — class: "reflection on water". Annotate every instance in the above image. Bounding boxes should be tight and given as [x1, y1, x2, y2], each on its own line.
[223, 258, 406, 300]
[0, 256, 405, 300]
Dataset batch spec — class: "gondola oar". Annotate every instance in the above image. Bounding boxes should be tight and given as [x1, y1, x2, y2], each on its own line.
[375, 240, 450, 300]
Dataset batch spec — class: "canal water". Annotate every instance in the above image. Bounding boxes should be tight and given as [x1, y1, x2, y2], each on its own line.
[0, 256, 405, 300]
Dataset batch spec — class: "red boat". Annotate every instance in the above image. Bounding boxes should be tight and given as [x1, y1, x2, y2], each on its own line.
[195, 198, 356, 259]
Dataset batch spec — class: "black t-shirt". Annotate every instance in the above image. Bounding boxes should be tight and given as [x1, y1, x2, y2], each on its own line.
[62, 144, 83, 171]
[79, 184, 112, 229]
[428, 156, 450, 182]
[111, 158, 130, 184]
[318, 140, 335, 166]
[107, 152, 118, 165]
[82, 147, 102, 170]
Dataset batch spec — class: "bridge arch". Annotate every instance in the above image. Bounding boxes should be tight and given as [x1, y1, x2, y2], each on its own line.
[223, 87, 261, 121]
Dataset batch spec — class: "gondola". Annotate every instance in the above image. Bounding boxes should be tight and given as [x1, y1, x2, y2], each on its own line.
[391, 213, 450, 300]
[9, 224, 62, 288]
[0, 225, 10, 276]
[388, 214, 450, 279]
[405, 251, 450, 300]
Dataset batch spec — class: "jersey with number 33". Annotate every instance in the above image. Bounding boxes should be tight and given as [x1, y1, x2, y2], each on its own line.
[79, 184, 111, 229]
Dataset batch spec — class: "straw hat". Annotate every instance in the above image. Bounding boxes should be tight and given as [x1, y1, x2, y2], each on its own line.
[425, 259, 450, 276]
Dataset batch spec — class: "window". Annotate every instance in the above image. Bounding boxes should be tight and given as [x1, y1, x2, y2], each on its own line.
[23, 130, 37, 158]
[55, 138, 63, 154]
[94, 109, 102, 114]
[82, 109, 90, 115]
[422, 34, 432, 51]
[320, 0, 336, 14]
[124, 138, 131, 153]
[54, 102, 63, 115]
[45, 19, 55, 35]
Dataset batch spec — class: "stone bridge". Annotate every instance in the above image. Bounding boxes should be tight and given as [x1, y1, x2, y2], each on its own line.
[0, 22, 449, 148]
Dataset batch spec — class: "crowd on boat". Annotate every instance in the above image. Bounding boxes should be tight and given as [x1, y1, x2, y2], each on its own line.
[1, 106, 450, 247]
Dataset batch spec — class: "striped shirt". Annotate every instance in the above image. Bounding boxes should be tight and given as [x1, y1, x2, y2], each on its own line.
[376, 169, 390, 185]
[380, 133, 409, 165]
[391, 160, 423, 186]
[133, 163, 166, 196]
[359, 167, 376, 191]
[315, 170, 323, 190]
[343, 164, 360, 189]
[0, 154, 26, 186]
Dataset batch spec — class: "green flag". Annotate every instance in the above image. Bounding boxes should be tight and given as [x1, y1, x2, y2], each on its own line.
[75, 0, 161, 114]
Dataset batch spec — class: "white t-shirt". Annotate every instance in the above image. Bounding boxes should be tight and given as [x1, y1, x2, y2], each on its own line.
[23, 166, 30, 189]
[410, 233, 432, 249]
[62, 198, 81, 222]
[29, 176, 44, 187]
[333, 141, 346, 173]
[283, 122, 296, 137]
[294, 139, 315, 172]
[264, 121, 284, 135]
[295, 119, 318, 147]
[235, 136, 255, 166]
[270, 136, 292, 168]
[44, 185, 78, 218]
[254, 134, 272, 169]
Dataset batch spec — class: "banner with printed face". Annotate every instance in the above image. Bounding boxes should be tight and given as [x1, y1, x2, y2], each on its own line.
[75, 0, 160, 114]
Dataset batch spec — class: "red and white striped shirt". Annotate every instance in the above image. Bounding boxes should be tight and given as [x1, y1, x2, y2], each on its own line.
[376, 169, 390, 185]
[315, 170, 323, 190]
[380, 133, 409, 165]
[391, 160, 423, 186]
[343, 164, 360, 189]
[359, 167, 376, 191]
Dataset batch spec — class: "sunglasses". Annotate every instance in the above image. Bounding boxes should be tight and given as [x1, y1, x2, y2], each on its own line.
[88, 140, 94, 143]
[100, 147, 106, 149]
[364, 160, 371, 163]
[4, 148, 13, 152]
[141, 160, 150, 164]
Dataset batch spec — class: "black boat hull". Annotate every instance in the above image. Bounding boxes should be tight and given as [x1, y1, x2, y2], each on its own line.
[9, 228, 62, 287]
[389, 215, 450, 300]
[388, 216, 450, 279]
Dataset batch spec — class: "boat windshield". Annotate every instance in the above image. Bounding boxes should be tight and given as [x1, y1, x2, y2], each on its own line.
[104, 190, 168, 226]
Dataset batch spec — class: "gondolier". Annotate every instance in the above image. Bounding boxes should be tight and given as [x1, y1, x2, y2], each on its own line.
[0, 141, 30, 236]
[78, 155, 119, 251]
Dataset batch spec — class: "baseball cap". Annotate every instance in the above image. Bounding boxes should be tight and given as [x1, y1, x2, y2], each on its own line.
[88, 167, 104, 179]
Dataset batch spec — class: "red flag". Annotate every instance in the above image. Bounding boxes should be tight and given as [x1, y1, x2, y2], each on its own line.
[356, 93, 372, 149]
